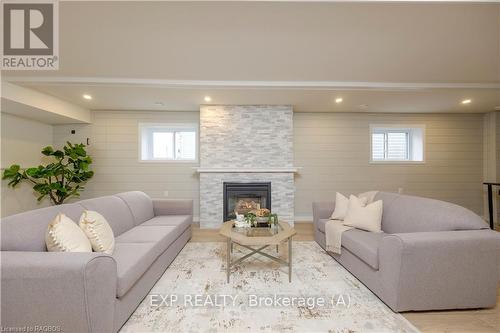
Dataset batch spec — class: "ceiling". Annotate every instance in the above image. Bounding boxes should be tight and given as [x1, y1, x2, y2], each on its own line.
[6, 81, 500, 113]
[2, 1, 500, 113]
[0, 98, 83, 124]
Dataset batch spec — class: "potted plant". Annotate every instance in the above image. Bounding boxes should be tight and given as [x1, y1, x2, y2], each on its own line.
[2, 142, 94, 205]
[244, 212, 257, 227]
[268, 213, 279, 229]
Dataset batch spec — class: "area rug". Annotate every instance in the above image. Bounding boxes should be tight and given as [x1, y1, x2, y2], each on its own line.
[120, 241, 419, 333]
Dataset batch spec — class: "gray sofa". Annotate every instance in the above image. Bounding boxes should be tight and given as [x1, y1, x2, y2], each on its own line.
[313, 191, 500, 312]
[1, 191, 193, 332]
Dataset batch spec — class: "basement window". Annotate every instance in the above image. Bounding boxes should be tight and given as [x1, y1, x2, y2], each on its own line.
[370, 125, 424, 163]
[139, 123, 198, 162]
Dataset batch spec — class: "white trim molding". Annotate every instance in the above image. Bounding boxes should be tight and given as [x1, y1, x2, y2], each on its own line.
[4, 76, 500, 90]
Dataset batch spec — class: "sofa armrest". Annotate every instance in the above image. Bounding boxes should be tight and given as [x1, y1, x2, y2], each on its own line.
[379, 230, 500, 311]
[312, 201, 335, 226]
[153, 199, 193, 216]
[1, 251, 117, 333]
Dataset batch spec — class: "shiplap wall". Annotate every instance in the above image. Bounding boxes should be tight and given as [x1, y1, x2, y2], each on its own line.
[53, 111, 200, 217]
[1, 113, 54, 217]
[51, 111, 485, 222]
[294, 113, 484, 219]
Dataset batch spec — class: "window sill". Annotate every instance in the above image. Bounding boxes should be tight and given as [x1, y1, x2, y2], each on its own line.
[369, 160, 425, 165]
[139, 159, 199, 164]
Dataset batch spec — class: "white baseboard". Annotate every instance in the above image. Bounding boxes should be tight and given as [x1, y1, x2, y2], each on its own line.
[294, 215, 313, 223]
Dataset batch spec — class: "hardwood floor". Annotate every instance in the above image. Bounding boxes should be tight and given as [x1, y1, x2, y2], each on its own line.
[190, 222, 500, 333]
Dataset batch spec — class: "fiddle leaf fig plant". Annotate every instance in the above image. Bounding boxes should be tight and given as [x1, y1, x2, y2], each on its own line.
[2, 142, 94, 205]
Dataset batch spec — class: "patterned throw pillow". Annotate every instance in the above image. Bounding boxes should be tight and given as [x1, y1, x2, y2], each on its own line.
[46, 213, 92, 252]
[79, 210, 115, 255]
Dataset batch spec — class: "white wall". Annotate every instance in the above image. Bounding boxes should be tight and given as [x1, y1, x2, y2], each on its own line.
[53, 111, 201, 217]
[1, 113, 54, 217]
[294, 113, 484, 219]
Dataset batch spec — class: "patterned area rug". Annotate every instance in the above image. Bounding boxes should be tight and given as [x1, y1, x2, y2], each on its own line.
[121, 241, 419, 333]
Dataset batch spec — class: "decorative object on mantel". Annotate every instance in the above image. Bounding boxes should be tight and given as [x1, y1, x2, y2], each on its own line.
[2, 142, 94, 205]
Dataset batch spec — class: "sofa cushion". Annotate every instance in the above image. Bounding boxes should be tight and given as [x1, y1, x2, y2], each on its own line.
[341, 229, 385, 270]
[115, 191, 154, 226]
[78, 196, 135, 236]
[112, 242, 157, 297]
[1, 203, 84, 252]
[116, 225, 178, 245]
[141, 215, 191, 231]
[376, 192, 488, 234]
[114, 225, 178, 297]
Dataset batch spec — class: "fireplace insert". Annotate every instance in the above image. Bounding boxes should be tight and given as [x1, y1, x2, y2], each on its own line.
[223, 182, 271, 222]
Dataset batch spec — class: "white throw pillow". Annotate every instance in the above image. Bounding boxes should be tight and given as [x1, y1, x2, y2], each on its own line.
[79, 210, 115, 255]
[343, 195, 383, 232]
[331, 192, 368, 220]
[357, 191, 379, 205]
[46, 213, 92, 252]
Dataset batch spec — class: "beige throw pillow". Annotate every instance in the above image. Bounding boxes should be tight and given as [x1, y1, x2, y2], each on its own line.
[79, 210, 115, 255]
[331, 192, 367, 220]
[357, 191, 379, 205]
[46, 213, 92, 252]
[343, 195, 383, 232]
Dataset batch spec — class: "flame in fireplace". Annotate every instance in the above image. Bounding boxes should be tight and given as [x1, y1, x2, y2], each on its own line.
[234, 198, 261, 215]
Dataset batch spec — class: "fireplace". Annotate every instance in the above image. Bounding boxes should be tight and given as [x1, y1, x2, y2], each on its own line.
[223, 182, 271, 222]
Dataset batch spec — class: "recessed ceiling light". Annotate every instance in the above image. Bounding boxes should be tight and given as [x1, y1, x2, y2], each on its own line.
[204, 96, 212, 102]
[335, 97, 343, 104]
[461, 99, 472, 104]
[83, 94, 92, 100]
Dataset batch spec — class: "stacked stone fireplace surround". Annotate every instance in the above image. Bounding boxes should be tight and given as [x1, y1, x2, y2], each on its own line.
[199, 105, 295, 229]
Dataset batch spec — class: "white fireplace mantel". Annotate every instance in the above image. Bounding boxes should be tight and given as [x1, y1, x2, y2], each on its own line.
[194, 167, 301, 173]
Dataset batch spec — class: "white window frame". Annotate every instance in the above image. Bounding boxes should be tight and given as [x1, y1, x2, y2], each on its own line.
[138, 123, 199, 163]
[369, 124, 425, 164]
